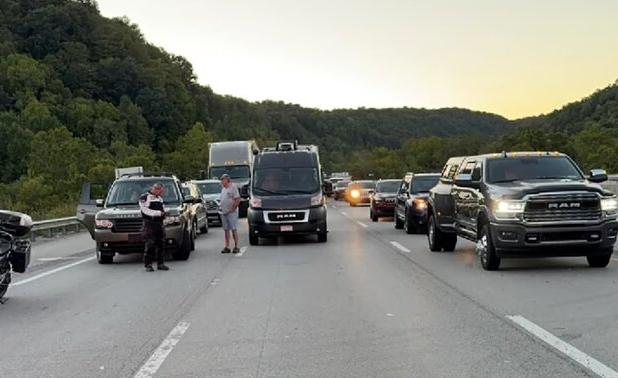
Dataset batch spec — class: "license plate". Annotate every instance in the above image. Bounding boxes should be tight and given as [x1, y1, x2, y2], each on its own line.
[280, 225, 293, 232]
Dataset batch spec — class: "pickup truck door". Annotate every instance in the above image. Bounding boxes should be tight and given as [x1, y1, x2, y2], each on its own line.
[395, 180, 409, 219]
[76, 182, 108, 239]
[453, 161, 478, 233]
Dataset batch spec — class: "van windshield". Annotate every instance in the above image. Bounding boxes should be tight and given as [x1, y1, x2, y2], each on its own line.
[209, 165, 251, 180]
[487, 156, 583, 183]
[253, 167, 320, 196]
[106, 180, 180, 206]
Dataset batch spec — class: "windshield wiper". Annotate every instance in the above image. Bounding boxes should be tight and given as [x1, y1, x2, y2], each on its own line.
[490, 179, 521, 184]
[254, 188, 289, 196]
[533, 176, 576, 180]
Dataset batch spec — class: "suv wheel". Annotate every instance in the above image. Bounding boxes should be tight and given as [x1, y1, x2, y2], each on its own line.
[427, 214, 441, 251]
[200, 222, 208, 234]
[587, 250, 612, 268]
[477, 225, 500, 270]
[317, 232, 327, 243]
[404, 209, 416, 234]
[0, 272, 11, 299]
[173, 231, 192, 261]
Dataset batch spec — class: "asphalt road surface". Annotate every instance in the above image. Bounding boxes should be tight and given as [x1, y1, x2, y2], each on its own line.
[1, 201, 618, 377]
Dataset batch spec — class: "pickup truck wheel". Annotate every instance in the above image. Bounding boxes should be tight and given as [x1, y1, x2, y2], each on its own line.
[478, 225, 500, 270]
[200, 223, 208, 234]
[442, 234, 457, 252]
[427, 214, 442, 251]
[587, 251, 612, 268]
[249, 227, 259, 246]
[0, 272, 11, 299]
[190, 222, 196, 251]
[404, 210, 416, 234]
[96, 249, 114, 264]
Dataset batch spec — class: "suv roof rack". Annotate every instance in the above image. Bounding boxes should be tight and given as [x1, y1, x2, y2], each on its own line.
[121, 172, 176, 179]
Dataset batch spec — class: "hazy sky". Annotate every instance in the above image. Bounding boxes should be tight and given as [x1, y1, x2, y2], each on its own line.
[97, 0, 618, 119]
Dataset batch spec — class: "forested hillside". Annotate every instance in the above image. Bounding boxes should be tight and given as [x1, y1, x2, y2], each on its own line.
[0, 0, 617, 219]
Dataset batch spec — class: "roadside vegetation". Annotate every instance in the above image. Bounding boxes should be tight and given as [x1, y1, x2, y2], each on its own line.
[1, 0, 617, 219]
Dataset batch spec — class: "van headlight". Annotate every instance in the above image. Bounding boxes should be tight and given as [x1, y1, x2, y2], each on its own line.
[311, 194, 324, 206]
[494, 200, 525, 219]
[601, 197, 618, 215]
[250, 197, 262, 209]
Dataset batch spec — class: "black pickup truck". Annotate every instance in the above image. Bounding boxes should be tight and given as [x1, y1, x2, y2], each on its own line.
[427, 152, 618, 270]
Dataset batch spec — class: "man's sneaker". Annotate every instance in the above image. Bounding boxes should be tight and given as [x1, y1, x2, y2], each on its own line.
[157, 264, 170, 271]
[221, 247, 231, 254]
[145, 265, 154, 272]
[232, 247, 240, 254]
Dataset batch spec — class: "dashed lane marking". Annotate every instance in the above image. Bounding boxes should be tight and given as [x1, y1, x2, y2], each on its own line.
[13, 256, 96, 287]
[134, 321, 191, 378]
[507, 315, 618, 378]
[357, 221, 368, 228]
[390, 241, 411, 253]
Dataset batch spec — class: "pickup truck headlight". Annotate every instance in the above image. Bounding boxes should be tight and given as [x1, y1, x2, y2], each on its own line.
[494, 200, 525, 219]
[311, 194, 324, 206]
[414, 198, 427, 210]
[601, 197, 618, 214]
[164, 216, 181, 226]
[95, 219, 114, 229]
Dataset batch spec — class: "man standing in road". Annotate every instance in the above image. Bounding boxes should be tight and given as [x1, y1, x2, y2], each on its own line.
[139, 183, 170, 271]
[219, 174, 241, 254]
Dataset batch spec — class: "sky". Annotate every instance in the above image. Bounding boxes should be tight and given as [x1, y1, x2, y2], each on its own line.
[97, 0, 618, 119]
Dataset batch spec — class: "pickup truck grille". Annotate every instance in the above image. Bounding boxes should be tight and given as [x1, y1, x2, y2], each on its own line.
[524, 193, 601, 223]
[113, 219, 143, 233]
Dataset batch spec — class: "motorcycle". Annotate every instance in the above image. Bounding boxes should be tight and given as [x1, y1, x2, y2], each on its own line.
[0, 210, 33, 301]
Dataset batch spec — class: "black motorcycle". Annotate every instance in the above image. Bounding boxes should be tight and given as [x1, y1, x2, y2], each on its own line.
[0, 210, 33, 301]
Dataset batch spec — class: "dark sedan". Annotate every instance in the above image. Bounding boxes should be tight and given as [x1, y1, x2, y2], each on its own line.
[370, 179, 400, 221]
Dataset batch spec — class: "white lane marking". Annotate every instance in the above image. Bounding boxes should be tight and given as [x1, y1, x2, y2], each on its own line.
[134, 321, 191, 378]
[12, 256, 95, 287]
[507, 315, 618, 378]
[235, 246, 248, 257]
[390, 241, 411, 253]
[356, 221, 368, 228]
[340, 211, 349, 217]
[37, 257, 79, 262]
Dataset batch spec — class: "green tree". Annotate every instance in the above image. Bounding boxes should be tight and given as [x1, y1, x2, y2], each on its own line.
[164, 122, 213, 180]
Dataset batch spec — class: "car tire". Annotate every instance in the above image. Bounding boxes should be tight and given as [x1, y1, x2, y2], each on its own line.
[587, 251, 612, 268]
[442, 234, 457, 252]
[317, 232, 327, 243]
[96, 249, 114, 264]
[173, 231, 192, 261]
[249, 227, 259, 246]
[394, 214, 404, 229]
[404, 209, 416, 234]
[478, 224, 500, 271]
[0, 272, 11, 299]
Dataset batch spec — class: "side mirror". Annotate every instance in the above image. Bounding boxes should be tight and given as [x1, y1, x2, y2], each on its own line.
[95, 199, 105, 208]
[454, 174, 480, 188]
[589, 169, 608, 183]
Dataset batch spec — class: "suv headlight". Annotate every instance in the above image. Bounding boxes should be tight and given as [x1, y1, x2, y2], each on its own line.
[494, 200, 525, 219]
[601, 197, 618, 214]
[95, 219, 113, 229]
[311, 194, 324, 206]
[164, 216, 181, 226]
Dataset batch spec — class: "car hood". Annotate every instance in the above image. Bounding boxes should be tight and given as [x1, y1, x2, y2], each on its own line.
[487, 179, 610, 200]
[255, 194, 318, 210]
[374, 193, 396, 199]
[202, 194, 220, 202]
[97, 205, 181, 219]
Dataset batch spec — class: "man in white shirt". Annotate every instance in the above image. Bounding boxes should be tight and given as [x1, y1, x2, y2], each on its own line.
[219, 174, 241, 254]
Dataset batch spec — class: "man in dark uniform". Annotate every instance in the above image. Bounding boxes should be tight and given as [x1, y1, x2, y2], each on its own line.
[139, 183, 169, 272]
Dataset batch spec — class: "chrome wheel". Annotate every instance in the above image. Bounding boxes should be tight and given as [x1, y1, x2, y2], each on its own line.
[477, 233, 488, 265]
[428, 217, 436, 248]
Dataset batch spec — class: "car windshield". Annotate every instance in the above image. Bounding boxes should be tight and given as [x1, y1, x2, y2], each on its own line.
[411, 176, 439, 193]
[253, 167, 320, 196]
[376, 181, 400, 193]
[209, 165, 251, 180]
[335, 181, 350, 189]
[196, 182, 221, 195]
[106, 180, 180, 206]
[487, 156, 583, 183]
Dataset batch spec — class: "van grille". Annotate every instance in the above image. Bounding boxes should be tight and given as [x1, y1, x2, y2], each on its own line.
[113, 219, 143, 233]
[524, 193, 601, 223]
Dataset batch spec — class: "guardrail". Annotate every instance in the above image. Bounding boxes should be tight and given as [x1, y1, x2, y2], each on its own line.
[30, 216, 82, 241]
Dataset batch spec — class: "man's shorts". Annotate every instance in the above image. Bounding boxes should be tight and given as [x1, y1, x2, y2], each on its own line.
[221, 211, 239, 230]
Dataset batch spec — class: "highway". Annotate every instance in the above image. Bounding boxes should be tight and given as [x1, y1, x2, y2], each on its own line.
[1, 201, 618, 377]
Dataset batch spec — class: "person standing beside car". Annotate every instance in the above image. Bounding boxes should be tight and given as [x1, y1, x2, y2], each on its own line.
[139, 183, 170, 271]
[219, 174, 241, 254]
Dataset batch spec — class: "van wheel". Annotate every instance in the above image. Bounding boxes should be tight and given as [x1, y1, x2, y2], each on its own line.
[249, 227, 259, 246]
[478, 225, 500, 270]
[317, 232, 327, 243]
[96, 249, 114, 264]
[587, 251, 612, 268]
